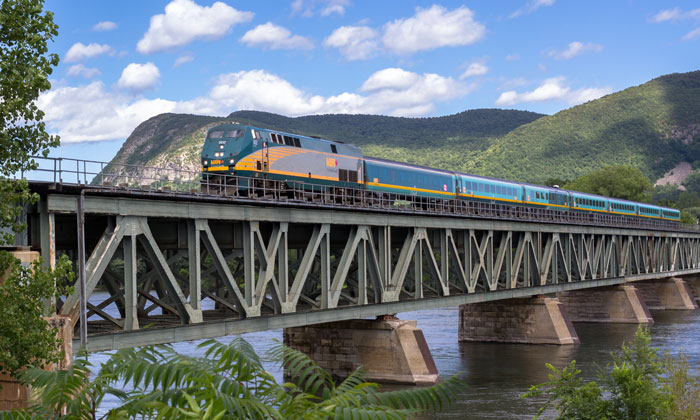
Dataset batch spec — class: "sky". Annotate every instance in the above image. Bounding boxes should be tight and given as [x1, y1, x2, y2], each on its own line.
[39, 0, 700, 161]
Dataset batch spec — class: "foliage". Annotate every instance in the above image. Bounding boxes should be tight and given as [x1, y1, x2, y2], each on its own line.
[563, 165, 653, 202]
[4, 337, 461, 419]
[0, 254, 73, 378]
[652, 184, 682, 207]
[681, 171, 700, 195]
[0, 0, 59, 178]
[524, 327, 700, 420]
[0, 0, 66, 382]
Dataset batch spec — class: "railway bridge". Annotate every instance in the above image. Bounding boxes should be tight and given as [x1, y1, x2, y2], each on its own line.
[13, 157, 700, 385]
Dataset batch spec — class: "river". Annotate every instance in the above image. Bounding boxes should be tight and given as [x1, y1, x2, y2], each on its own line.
[86, 294, 700, 419]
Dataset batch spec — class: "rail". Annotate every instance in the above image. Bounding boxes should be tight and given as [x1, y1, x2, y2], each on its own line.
[20, 156, 700, 233]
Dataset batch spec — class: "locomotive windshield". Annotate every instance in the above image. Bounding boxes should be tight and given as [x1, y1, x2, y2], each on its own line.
[207, 129, 244, 139]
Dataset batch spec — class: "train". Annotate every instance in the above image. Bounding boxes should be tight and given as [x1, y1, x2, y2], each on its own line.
[200, 123, 681, 224]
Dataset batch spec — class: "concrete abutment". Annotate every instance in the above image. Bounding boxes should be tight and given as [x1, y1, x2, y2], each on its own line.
[283, 318, 440, 385]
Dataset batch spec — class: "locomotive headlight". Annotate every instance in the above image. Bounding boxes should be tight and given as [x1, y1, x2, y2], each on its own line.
[203, 160, 208, 165]
[229, 159, 234, 164]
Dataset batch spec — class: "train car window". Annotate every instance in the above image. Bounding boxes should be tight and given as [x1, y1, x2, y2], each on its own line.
[349, 171, 358, 182]
[331, 144, 338, 153]
[293, 138, 301, 147]
[283, 136, 293, 146]
[252, 130, 262, 139]
[339, 169, 348, 181]
[465, 181, 471, 190]
[479, 184, 484, 192]
[208, 130, 225, 139]
[496, 186, 501, 194]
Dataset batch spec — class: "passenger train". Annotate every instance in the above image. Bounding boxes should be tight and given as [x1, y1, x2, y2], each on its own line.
[201, 123, 681, 223]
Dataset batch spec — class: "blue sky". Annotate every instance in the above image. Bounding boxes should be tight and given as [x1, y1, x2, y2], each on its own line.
[40, 0, 700, 160]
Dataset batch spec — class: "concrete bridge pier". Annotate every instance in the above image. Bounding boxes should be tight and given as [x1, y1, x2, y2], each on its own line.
[633, 278, 698, 310]
[557, 285, 653, 323]
[681, 275, 700, 304]
[283, 317, 440, 385]
[458, 296, 580, 345]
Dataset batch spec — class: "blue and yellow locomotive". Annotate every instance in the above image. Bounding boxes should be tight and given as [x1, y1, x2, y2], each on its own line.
[201, 123, 681, 224]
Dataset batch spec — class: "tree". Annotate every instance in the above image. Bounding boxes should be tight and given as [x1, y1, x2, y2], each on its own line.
[5, 338, 462, 419]
[0, 0, 59, 240]
[563, 166, 653, 202]
[0, 0, 66, 379]
[651, 183, 681, 207]
[524, 327, 700, 420]
[682, 171, 700, 195]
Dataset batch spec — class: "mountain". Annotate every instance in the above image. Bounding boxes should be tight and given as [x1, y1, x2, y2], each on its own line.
[101, 108, 543, 183]
[101, 70, 700, 186]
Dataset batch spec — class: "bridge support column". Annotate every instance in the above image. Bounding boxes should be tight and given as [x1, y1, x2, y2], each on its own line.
[283, 318, 439, 385]
[557, 285, 653, 323]
[634, 278, 698, 310]
[459, 297, 579, 345]
[682, 276, 700, 304]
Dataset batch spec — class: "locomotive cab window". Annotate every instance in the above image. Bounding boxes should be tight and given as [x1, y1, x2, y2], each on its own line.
[225, 130, 244, 138]
[331, 144, 338, 153]
[208, 130, 225, 139]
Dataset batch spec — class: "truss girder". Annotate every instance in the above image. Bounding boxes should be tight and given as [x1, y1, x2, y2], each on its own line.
[62, 213, 700, 335]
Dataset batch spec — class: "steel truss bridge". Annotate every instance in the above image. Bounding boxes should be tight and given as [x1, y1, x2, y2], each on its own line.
[19, 157, 700, 352]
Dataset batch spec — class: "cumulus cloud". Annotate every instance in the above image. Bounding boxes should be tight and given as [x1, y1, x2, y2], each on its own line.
[66, 64, 101, 78]
[650, 7, 700, 23]
[137, 0, 254, 54]
[174, 54, 194, 67]
[460, 62, 488, 79]
[549, 41, 603, 60]
[382, 5, 485, 55]
[324, 25, 379, 60]
[241, 23, 314, 50]
[40, 68, 472, 142]
[64, 42, 114, 62]
[505, 54, 520, 61]
[92, 21, 117, 31]
[510, 0, 555, 18]
[292, 0, 349, 17]
[495, 77, 612, 106]
[117, 63, 161, 92]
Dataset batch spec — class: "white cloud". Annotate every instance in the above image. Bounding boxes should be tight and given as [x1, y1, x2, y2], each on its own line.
[174, 54, 194, 67]
[291, 0, 349, 17]
[66, 64, 101, 78]
[324, 25, 379, 60]
[64, 42, 114, 62]
[549, 41, 603, 60]
[38, 82, 180, 142]
[92, 21, 117, 31]
[460, 62, 488, 79]
[495, 77, 612, 106]
[41, 67, 473, 142]
[137, 0, 254, 54]
[241, 23, 314, 50]
[510, 0, 555, 18]
[683, 27, 700, 40]
[117, 63, 161, 92]
[505, 53, 520, 61]
[382, 5, 485, 55]
[650, 7, 700, 23]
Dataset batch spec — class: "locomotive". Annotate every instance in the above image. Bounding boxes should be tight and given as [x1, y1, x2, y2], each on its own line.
[200, 123, 681, 223]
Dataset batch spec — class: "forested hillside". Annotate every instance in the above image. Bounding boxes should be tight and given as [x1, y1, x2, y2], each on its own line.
[480, 71, 700, 183]
[103, 70, 700, 186]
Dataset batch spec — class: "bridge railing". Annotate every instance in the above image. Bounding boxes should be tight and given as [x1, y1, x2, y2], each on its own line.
[20, 156, 700, 233]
